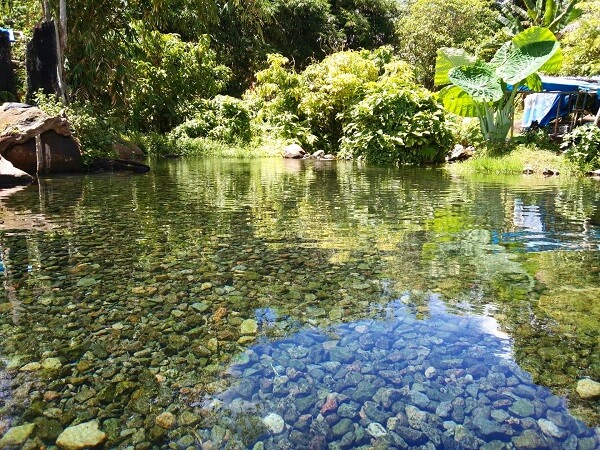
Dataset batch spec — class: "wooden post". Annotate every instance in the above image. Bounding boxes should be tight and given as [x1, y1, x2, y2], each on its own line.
[35, 134, 43, 175]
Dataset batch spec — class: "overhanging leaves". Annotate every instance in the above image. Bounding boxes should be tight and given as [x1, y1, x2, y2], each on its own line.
[448, 63, 503, 103]
[438, 85, 481, 118]
[434, 48, 476, 87]
[495, 26, 560, 84]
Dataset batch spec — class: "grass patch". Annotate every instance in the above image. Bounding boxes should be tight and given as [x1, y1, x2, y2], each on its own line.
[133, 134, 284, 158]
[446, 145, 576, 176]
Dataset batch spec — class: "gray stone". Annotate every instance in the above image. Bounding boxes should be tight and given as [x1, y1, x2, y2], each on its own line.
[263, 413, 285, 434]
[537, 418, 565, 439]
[338, 402, 358, 419]
[331, 418, 353, 437]
[240, 319, 258, 335]
[408, 390, 430, 409]
[405, 405, 426, 429]
[509, 399, 534, 418]
[367, 422, 387, 438]
[190, 302, 210, 313]
[56, 421, 107, 450]
[435, 402, 452, 418]
[511, 429, 548, 449]
[454, 425, 479, 449]
[282, 143, 305, 159]
[0, 155, 33, 187]
[577, 437, 599, 450]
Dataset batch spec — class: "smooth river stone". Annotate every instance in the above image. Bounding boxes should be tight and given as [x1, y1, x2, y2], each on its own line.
[56, 421, 107, 450]
[263, 413, 285, 434]
[576, 378, 600, 400]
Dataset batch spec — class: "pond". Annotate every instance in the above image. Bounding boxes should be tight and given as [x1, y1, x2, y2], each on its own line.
[0, 158, 599, 449]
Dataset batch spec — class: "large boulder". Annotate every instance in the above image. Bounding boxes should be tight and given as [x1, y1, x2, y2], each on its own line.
[0, 155, 34, 187]
[283, 143, 306, 159]
[113, 140, 144, 161]
[0, 102, 83, 174]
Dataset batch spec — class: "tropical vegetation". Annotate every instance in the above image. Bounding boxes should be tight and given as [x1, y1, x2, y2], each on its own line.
[0, 0, 598, 170]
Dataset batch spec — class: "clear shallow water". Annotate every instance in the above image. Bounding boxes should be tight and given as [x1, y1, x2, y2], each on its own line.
[0, 158, 598, 449]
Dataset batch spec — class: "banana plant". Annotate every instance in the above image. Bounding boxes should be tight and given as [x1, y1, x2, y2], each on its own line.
[435, 26, 562, 145]
[498, 0, 583, 37]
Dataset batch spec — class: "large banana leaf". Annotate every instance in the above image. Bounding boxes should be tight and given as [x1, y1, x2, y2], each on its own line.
[494, 27, 560, 85]
[448, 63, 504, 103]
[434, 48, 476, 87]
[438, 86, 482, 118]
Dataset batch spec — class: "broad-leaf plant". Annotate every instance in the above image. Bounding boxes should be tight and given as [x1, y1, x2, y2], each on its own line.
[435, 26, 562, 145]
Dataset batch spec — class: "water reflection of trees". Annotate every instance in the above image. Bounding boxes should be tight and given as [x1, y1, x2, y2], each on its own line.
[0, 161, 598, 428]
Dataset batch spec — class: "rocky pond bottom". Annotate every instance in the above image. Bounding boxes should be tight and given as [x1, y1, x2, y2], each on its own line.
[198, 296, 599, 450]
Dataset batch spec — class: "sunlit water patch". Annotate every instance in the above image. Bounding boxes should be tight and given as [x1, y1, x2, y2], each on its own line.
[201, 296, 598, 449]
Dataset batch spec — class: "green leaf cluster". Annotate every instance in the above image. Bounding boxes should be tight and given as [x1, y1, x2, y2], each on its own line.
[498, 0, 583, 36]
[561, 125, 600, 172]
[244, 47, 451, 164]
[561, 1, 600, 76]
[127, 28, 230, 133]
[339, 82, 453, 164]
[168, 96, 252, 144]
[396, 0, 500, 87]
[34, 92, 121, 163]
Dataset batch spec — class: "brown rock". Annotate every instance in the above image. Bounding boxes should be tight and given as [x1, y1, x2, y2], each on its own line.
[55, 421, 106, 450]
[113, 141, 144, 161]
[0, 103, 83, 173]
[446, 144, 475, 162]
[155, 412, 176, 429]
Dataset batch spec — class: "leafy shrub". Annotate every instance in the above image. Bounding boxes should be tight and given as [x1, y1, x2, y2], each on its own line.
[561, 125, 600, 172]
[34, 93, 121, 163]
[298, 50, 381, 150]
[449, 117, 485, 148]
[127, 27, 230, 132]
[561, 1, 600, 76]
[243, 54, 307, 143]
[339, 82, 453, 164]
[169, 95, 251, 144]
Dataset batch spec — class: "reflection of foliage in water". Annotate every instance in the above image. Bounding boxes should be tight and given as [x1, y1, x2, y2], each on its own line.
[0, 159, 598, 447]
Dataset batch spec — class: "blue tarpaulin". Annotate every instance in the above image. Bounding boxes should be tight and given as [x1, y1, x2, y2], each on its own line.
[0, 28, 15, 42]
[522, 76, 600, 129]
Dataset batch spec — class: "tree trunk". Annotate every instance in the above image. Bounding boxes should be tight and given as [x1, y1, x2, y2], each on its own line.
[43, 0, 51, 22]
[57, 0, 67, 104]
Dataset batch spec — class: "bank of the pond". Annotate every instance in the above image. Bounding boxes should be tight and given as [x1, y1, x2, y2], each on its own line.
[445, 146, 577, 176]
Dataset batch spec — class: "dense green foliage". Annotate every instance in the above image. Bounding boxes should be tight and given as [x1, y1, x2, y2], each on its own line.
[340, 82, 452, 164]
[34, 93, 121, 163]
[561, 125, 600, 172]
[396, 0, 499, 87]
[169, 95, 252, 144]
[127, 29, 229, 132]
[243, 48, 452, 164]
[1, 0, 599, 167]
[561, 1, 600, 76]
